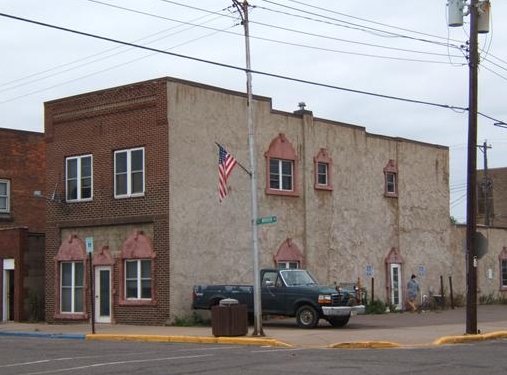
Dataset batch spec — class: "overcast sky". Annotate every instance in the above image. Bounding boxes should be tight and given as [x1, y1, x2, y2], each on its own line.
[1, 0, 506, 222]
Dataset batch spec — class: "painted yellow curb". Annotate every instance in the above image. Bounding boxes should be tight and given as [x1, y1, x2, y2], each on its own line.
[433, 331, 507, 345]
[329, 341, 400, 349]
[86, 334, 292, 347]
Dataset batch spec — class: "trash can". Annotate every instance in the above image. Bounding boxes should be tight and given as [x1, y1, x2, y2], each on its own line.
[211, 298, 248, 337]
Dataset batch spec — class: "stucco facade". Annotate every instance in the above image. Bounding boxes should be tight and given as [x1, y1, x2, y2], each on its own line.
[166, 79, 451, 317]
[44, 77, 456, 325]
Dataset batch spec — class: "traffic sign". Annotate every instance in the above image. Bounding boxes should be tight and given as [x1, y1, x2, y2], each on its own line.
[256, 216, 277, 225]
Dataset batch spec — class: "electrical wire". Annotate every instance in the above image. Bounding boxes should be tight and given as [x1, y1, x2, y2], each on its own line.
[0, 11, 505, 126]
[262, 0, 464, 47]
[90, 0, 463, 64]
[0, 3, 232, 93]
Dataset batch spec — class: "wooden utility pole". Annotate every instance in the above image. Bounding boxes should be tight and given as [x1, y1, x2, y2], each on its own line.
[465, 0, 479, 335]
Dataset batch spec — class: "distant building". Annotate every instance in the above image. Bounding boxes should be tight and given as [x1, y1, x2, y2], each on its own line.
[0, 128, 46, 322]
[44, 77, 452, 325]
[477, 167, 507, 228]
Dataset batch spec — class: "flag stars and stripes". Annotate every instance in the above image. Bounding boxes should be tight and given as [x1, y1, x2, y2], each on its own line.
[218, 143, 237, 202]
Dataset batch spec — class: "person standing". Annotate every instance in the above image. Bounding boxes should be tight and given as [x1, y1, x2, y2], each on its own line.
[407, 274, 420, 312]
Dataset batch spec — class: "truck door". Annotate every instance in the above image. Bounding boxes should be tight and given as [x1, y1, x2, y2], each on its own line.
[261, 270, 286, 314]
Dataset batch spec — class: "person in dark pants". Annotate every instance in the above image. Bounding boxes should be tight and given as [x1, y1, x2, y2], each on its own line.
[407, 274, 420, 312]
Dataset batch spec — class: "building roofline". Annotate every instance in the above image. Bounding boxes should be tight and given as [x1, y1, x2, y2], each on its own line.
[45, 75, 448, 150]
[0, 127, 44, 136]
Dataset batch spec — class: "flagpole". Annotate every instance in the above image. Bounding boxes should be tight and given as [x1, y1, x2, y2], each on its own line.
[233, 0, 264, 336]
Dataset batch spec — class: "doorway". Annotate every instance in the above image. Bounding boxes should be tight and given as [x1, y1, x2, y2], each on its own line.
[94, 266, 111, 323]
[389, 263, 403, 310]
[2, 259, 15, 321]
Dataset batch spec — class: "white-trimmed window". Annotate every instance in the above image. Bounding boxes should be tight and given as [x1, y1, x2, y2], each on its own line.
[114, 148, 145, 198]
[0, 179, 10, 213]
[386, 172, 396, 193]
[314, 148, 333, 191]
[125, 259, 152, 299]
[66, 155, 93, 202]
[60, 262, 84, 313]
[383, 159, 398, 197]
[317, 162, 328, 186]
[269, 159, 293, 191]
[277, 261, 299, 269]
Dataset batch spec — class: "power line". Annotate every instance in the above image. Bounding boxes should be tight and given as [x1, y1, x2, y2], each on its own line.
[93, 0, 465, 64]
[0, 8, 229, 93]
[1, 11, 505, 125]
[266, 0, 507, 75]
[262, 0, 464, 47]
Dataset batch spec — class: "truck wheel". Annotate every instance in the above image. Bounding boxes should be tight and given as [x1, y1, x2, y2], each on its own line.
[328, 315, 350, 328]
[296, 305, 319, 328]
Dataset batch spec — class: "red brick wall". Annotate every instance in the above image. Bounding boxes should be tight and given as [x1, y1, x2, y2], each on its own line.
[0, 128, 46, 233]
[0, 228, 27, 321]
[44, 79, 170, 325]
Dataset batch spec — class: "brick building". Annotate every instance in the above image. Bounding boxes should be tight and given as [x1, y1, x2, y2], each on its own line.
[0, 128, 45, 321]
[44, 77, 452, 325]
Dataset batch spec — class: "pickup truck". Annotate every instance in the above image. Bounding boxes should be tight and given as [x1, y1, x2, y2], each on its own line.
[192, 268, 365, 328]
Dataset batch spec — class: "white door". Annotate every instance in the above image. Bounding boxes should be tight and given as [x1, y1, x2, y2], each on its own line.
[390, 263, 403, 310]
[2, 259, 14, 321]
[94, 266, 111, 323]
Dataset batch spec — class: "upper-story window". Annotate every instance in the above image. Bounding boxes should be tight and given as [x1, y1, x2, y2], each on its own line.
[66, 155, 93, 202]
[265, 133, 298, 196]
[383, 159, 398, 198]
[114, 147, 145, 198]
[270, 159, 293, 191]
[314, 148, 333, 191]
[0, 179, 10, 213]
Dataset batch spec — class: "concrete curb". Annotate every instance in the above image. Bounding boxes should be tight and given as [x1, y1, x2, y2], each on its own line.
[328, 341, 401, 349]
[433, 331, 507, 345]
[0, 330, 85, 340]
[86, 334, 293, 348]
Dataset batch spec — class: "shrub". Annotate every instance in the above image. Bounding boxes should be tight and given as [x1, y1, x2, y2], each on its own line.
[366, 299, 387, 314]
[172, 312, 210, 326]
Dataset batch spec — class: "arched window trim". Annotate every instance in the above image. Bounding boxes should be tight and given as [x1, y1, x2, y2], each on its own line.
[119, 230, 157, 306]
[384, 159, 398, 198]
[264, 133, 299, 197]
[273, 238, 304, 269]
[54, 234, 88, 320]
[314, 148, 333, 191]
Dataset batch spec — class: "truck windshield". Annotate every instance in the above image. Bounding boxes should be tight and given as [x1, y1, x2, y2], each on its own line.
[280, 270, 318, 286]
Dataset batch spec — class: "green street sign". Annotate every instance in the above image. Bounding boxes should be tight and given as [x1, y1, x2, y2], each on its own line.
[256, 216, 277, 225]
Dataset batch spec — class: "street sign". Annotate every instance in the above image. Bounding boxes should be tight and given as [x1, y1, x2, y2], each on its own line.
[85, 237, 94, 254]
[256, 216, 277, 225]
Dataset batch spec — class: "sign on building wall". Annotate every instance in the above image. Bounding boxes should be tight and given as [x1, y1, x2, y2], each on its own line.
[85, 237, 94, 254]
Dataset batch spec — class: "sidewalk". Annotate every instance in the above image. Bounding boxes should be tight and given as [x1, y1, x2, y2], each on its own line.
[1, 305, 506, 348]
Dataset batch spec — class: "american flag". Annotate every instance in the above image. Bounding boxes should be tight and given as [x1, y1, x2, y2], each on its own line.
[218, 144, 237, 202]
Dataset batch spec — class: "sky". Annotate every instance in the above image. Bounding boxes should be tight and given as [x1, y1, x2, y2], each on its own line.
[1, 0, 506, 222]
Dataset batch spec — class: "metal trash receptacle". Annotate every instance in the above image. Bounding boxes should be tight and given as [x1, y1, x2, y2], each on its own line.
[211, 298, 248, 337]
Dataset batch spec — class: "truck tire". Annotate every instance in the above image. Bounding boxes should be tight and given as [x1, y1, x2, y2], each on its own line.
[327, 314, 350, 328]
[296, 305, 319, 328]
